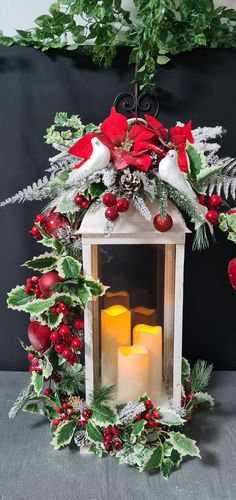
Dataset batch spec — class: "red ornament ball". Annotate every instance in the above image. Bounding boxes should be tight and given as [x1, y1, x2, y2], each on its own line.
[153, 214, 173, 232]
[208, 194, 222, 208]
[205, 210, 218, 226]
[38, 271, 62, 298]
[116, 198, 129, 213]
[28, 321, 51, 353]
[102, 193, 117, 207]
[42, 211, 69, 238]
[228, 258, 236, 290]
[105, 206, 119, 221]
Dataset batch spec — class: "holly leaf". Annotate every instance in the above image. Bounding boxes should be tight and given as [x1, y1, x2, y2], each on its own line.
[168, 432, 200, 458]
[196, 165, 224, 183]
[143, 444, 163, 472]
[158, 410, 185, 427]
[86, 182, 105, 199]
[38, 310, 63, 328]
[42, 356, 53, 379]
[193, 391, 215, 408]
[31, 371, 43, 396]
[160, 457, 174, 479]
[23, 403, 42, 414]
[22, 252, 57, 271]
[23, 297, 55, 314]
[91, 405, 117, 426]
[187, 144, 205, 179]
[86, 420, 103, 443]
[56, 256, 82, 279]
[132, 419, 145, 436]
[51, 419, 77, 449]
[7, 286, 34, 311]
[89, 443, 104, 457]
[83, 277, 105, 297]
[74, 283, 92, 308]
[182, 357, 191, 380]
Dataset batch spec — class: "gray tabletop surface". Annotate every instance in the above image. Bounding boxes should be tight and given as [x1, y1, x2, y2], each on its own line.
[0, 371, 235, 500]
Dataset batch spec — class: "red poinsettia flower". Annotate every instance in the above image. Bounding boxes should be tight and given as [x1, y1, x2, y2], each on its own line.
[68, 107, 165, 172]
[169, 121, 194, 172]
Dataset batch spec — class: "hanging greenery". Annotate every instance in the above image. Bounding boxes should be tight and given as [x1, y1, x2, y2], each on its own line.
[1, 0, 236, 90]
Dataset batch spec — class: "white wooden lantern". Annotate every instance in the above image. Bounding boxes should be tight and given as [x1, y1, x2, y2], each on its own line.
[80, 199, 190, 409]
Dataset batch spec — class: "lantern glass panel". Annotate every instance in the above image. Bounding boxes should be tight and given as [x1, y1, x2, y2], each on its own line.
[90, 244, 175, 406]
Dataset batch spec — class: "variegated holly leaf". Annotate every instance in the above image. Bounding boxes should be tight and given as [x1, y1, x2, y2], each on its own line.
[168, 432, 200, 458]
[7, 286, 34, 311]
[193, 391, 215, 408]
[22, 252, 57, 271]
[51, 419, 77, 449]
[31, 371, 43, 396]
[86, 420, 103, 443]
[56, 256, 82, 279]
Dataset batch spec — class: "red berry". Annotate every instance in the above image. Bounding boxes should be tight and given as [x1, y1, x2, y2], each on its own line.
[228, 258, 236, 290]
[27, 352, 34, 363]
[152, 409, 161, 419]
[206, 209, 218, 225]
[198, 195, 207, 206]
[186, 392, 193, 401]
[59, 325, 70, 336]
[58, 302, 67, 312]
[62, 402, 68, 410]
[39, 294, 45, 300]
[208, 194, 222, 208]
[29, 365, 34, 373]
[31, 276, 39, 284]
[181, 396, 186, 405]
[153, 213, 173, 232]
[81, 199, 89, 209]
[30, 225, 41, 238]
[105, 206, 119, 221]
[35, 367, 42, 374]
[145, 413, 151, 421]
[44, 388, 53, 396]
[26, 277, 32, 286]
[69, 353, 79, 365]
[55, 342, 64, 353]
[35, 214, 44, 223]
[148, 419, 158, 428]
[52, 419, 60, 427]
[73, 319, 84, 329]
[50, 331, 59, 342]
[34, 287, 40, 296]
[144, 399, 153, 410]
[77, 419, 87, 426]
[104, 427, 112, 436]
[56, 407, 63, 414]
[82, 408, 92, 419]
[114, 440, 122, 450]
[134, 413, 142, 421]
[60, 413, 66, 420]
[71, 338, 83, 350]
[67, 408, 73, 417]
[62, 348, 73, 360]
[50, 306, 57, 316]
[102, 193, 117, 207]
[116, 198, 129, 213]
[112, 426, 119, 437]
[65, 334, 73, 346]
[24, 286, 31, 293]
[31, 357, 39, 367]
[74, 194, 85, 207]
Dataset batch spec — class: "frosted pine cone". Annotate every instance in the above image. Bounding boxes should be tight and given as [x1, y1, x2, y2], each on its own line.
[119, 172, 141, 194]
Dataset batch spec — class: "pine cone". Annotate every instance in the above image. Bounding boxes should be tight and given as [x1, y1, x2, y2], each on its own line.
[119, 172, 141, 194]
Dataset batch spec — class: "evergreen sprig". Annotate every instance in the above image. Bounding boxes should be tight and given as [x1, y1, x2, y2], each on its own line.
[90, 384, 115, 406]
[9, 383, 34, 419]
[190, 360, 213, 392]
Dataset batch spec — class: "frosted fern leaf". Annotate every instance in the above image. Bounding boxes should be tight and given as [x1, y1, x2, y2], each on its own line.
[118, 402, 146, 424]
[207, 156, 236, 199]
[132, 195, 152, 221]
[0, 175, 52, 207]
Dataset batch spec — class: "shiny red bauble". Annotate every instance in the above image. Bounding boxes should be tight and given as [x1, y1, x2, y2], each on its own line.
[228, 258, 236, 290]
[116, 198, 129, 213]
[105, 206, 119, 221]
[153, 213, 173, 232]
[28, 321, 51, 353]
[42, 211, 69, 238]
[205, 210, 218, 226]
[38, 271, 62, 297]
[102, 193, 117, 207]
[208, 194, 222, 208]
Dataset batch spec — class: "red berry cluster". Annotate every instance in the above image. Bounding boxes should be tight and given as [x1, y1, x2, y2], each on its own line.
[50, 302, 69, 317]
[29, 213, 45, 239]
[198, 194, 223, 226]
[102, 193, 129, 221]
[27, 352, 42, 374]
[50, 324, 83, 364]
[74, 194, 90, 209]
[135, 399, 161, 429]
[102, 425, 122, 452]
[77, 407, 92, 426]
[52, 401, 74, 427]
[24, 276, 45, 299]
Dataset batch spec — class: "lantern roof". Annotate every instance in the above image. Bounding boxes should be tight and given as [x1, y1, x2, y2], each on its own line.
[80, 199, 191, 244]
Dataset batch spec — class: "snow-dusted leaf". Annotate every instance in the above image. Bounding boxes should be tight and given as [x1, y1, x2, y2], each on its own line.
[168, 432, 200, 458]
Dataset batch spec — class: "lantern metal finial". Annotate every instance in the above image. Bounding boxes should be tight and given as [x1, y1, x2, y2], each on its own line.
[114, 91, 160, 118]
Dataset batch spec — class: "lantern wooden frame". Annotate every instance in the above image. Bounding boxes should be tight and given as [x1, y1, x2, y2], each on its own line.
[80, 199, 190, 409]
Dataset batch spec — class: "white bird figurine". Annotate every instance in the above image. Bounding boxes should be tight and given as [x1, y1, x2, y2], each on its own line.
[158, 149, 212, 232]
[158, 149, 196, 199]
[67, 137, 111, 185]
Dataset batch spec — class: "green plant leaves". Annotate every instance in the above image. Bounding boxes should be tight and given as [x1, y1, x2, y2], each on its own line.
[23, 297, 55, 314]
[91, 405, 117, 426]
[187, 144, 205, 179]
[132, 419, 145, 436]
[51, 419, 77, 449]
[59, 364, 85, 395]
[23, 403, 41, 414]
[31, 371, 43, 396]
[7, 286, 34, 311]
[86, 420, 103, 443]
[168, 432, 200, 458]
[158, 410, 185, 427]
[182, 357, 191, 380]
[193, 391, 215, 408]
[143, 445, 163, 472]
[23, 252, 57, 271]
[56, 256, 82, 279]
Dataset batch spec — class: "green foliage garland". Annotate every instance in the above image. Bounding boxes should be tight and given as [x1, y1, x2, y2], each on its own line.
[1, 0, 236, 89]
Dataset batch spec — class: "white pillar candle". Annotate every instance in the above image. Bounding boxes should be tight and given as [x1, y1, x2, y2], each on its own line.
[103, 290, 130, 309]
[117, 345, 149, 403]
[133, 324, 162, 399]
[101, 305, 131, 387]
[131, 306, 157, 332]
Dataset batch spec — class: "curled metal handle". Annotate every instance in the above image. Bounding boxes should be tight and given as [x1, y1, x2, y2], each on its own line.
[114, 91, 159, 118]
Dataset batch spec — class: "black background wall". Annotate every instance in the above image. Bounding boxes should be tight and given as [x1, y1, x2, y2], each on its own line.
[0, 46, 235, 371]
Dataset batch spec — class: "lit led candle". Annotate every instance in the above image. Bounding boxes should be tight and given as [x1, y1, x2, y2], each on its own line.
[117, 345, 149, 403]
[131, 306, 157, 332]
[101, 305, 131, 387]
[103, 291, 130, 309]
[133, 324, 162, 399]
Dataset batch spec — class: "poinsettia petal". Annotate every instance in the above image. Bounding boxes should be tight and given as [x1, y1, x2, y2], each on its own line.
[112, 150, 151, 172]
[133, 141, 166, 156]
[178, 151, 188, 172]
[126, 153, 151, 172]
[100, 106, 128, 146]
[183, 120, 194, 143]
[72, 159, 86, 170]
[144, 114, 168, 141]
[112, 149, 130, 170]
[128, 124, 156, 142]
[68, 132, 101, 159]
